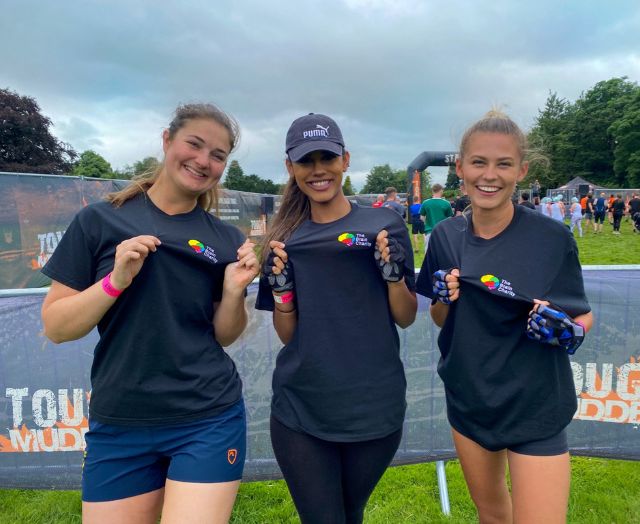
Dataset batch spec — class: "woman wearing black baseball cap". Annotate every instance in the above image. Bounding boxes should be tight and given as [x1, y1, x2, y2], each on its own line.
[256, 113, 417, 523]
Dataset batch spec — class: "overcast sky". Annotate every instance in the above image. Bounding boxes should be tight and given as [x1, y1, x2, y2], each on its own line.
[2, 0, 639, 189]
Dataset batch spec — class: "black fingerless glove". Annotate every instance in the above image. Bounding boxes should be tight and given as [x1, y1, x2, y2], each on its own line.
[374, 236, 405, 282]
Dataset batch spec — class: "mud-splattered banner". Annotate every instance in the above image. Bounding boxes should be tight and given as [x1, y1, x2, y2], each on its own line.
[0, 269, 638, 489]
[0, 173, 280, 290]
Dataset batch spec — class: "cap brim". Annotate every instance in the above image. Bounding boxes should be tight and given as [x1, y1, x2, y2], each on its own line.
[287, 141, 343, 162]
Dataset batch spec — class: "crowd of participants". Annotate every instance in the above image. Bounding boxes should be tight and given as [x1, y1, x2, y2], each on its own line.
[519, 190, 640, 236]
[40, 104, 594, 524]
[404, 183, 640, 251]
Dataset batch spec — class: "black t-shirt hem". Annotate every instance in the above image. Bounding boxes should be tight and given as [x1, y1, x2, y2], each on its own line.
[89, 394, 244, 427]
[270, 409, 405, 443]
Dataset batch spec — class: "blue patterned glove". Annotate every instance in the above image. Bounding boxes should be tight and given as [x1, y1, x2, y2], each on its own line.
[263, 250, 294, 293]
[527, 304, 585, 355]
[432, 269, 454, 305]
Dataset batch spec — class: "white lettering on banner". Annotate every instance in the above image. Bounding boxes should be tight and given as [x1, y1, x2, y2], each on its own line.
[220, 216, 239, 221]
[250, 219, 266, 236]
[6, 388, 28, 427]
[1, 388, 89, 452]
[218, 198, 238, 204]
[572, 360, 640, 424]
[32, 389, 57, 427]
[444, 154, 459, 164]
[36, 230, 65, 268]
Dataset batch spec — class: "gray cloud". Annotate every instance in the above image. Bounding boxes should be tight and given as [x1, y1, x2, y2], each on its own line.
[2, 0, 639, 188]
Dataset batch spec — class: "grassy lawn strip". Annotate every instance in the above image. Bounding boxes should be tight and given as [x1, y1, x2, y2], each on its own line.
[1, 457, 638, 523]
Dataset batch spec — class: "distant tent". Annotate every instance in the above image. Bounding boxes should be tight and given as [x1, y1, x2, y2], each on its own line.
[555, 176, 598, 190]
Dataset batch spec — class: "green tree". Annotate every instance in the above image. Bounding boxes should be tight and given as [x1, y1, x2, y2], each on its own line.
[133, 156, 160, 177]
[342, 175, 355, 196]
[570, 77, 638, 186]
[223, 160, 281, 194]
[610, 90, 640, 187]
[360, 164, 407, 194]
[71, 150, 114, 179]
[0, 87, 77, 174]
[525, 91, 576, 191]
[223, 160, 246, 189]
[444, 164, 459, 191]
[116, 156, 160, 179]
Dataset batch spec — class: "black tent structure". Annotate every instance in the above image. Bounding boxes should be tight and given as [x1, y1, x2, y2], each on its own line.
[406, 151, 459, 201]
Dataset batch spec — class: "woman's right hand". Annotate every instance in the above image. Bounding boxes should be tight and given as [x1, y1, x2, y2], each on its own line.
[432, 268, 460, 304]
[110, 235, 161, 290]
[262, 240, 294, 294]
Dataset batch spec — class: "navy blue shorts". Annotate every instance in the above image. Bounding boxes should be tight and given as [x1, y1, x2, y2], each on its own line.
[508, 429, 568, 456]
[82, 399, 246, 502]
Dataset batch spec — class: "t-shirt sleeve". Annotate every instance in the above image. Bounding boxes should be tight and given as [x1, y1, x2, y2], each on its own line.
[255, 274, 275, 311]
[416, 225, 448, 298]
[41, 211, 96, 291]
[446, 202, 454, 217]
[223, 224, 248, 300]
[545, 237, 591, 318]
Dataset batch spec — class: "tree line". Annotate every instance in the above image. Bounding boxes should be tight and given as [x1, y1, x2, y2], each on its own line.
[3, 77, 639, 195]
[525, 77, 640, 190]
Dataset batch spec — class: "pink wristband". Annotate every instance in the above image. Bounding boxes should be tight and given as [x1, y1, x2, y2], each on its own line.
[273, 291, 294, 304]
[101, 272, 123, 297]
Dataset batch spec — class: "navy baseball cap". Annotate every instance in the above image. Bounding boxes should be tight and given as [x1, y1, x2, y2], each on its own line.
[285, 113, 344, 162]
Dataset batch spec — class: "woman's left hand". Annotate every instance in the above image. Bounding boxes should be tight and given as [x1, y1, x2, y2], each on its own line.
[223, 239, 259, 296]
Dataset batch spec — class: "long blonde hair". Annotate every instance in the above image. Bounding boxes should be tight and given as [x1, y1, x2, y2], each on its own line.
[106, 103, 240, 212]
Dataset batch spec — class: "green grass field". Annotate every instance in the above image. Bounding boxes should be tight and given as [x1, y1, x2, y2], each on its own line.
[1, 214, 638, 523]
[1, 457, 638, 523]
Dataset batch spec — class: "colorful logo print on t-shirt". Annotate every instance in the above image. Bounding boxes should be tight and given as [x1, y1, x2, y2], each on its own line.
[481, 274, 500, 290]
[188, 239, 205, 253]
[338, 233, 355, 246]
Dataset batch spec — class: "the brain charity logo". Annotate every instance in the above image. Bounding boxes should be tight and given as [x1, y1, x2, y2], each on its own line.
[481, 274, 500, 290]
[188, 239, 205, 253]
[338, 233, 355, 247]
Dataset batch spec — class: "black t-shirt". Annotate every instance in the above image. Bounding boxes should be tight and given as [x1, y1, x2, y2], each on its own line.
[454, 195, 471, 214]
[629, 197, 640, 215]
[256, 204, 415, 442]
[612, 199, 625, 215]
[416, 205, 590, 450]
[42, 193, 245, 426]
[586, 197, 594, 212]
[519, 201, 536, 210]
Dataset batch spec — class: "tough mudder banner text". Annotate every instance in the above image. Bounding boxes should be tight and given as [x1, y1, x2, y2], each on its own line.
[0, 269, 638, 489]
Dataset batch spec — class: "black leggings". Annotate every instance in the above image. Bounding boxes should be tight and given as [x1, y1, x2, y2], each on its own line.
[613, 212, 623, 231]
[270, 416, 402, 524]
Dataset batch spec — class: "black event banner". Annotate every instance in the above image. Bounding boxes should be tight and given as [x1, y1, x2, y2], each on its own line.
[0, 173, 280, 290]
[0, 270, 638, 489]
